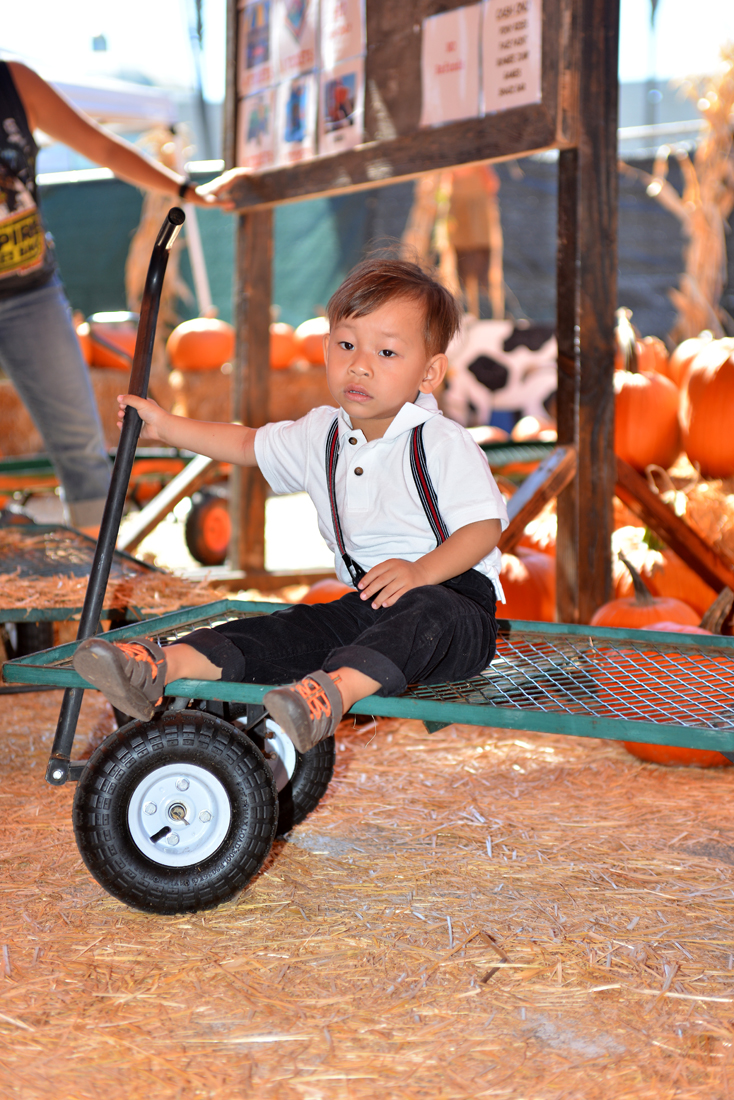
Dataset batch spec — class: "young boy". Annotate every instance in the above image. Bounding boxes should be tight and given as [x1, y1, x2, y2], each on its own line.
[74, 258, 508, 753]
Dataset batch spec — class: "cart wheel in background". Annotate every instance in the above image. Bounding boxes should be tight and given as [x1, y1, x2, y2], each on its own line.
[184, 489, 231, 565]
[235, 708, 335, 834]
[73, 710, 277, 914]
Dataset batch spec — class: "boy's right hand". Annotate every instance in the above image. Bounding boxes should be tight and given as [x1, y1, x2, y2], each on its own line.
[117, 394, 168, 441]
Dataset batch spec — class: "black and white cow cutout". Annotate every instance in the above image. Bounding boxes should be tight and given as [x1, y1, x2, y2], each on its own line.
[443, 319, 557, 428]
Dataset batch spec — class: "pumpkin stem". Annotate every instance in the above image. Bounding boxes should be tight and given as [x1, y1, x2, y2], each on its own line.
[618, 551, 654, 605]
[615, 307, 638, 373]
[699, 587, 734, 634]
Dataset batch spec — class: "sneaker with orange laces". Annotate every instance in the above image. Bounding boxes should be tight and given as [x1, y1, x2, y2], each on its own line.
[73, 637, 168, 721]
[263, 670, 343, 754]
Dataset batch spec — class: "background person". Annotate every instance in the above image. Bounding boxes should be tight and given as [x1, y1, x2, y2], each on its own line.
[0, 60, 242, 534]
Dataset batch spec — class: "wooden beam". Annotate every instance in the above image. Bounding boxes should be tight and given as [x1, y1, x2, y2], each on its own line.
[223, 0, 238, 169]
[228, 109, 561, 210]
[573, 0, 620, 622]
[229, 210, 273, 574]
[615, 457, 734, 594]
[499, 446, 577, 554]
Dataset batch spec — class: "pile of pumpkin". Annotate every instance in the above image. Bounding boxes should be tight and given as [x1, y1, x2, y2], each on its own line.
[76, 313, 330, 372]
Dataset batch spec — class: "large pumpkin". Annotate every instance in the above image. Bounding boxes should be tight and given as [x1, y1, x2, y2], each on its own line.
[270, 322, 297, 369]
[498, 547, 555, 621]
[167, 318, 236, 371]
[591, 553, 699, 629]
[621, 620, 732, 768]
[299, 579, 353, 604]
[680, 338, 734, 477]
[295, 317, 330, 366]
[82, 312, 138, 370]
[613, 369, 680, 472]
[667, 331, 714, 389]
[636, 335, 670, 379]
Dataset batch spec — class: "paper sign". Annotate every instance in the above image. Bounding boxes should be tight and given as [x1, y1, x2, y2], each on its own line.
[276, 73, 318, 165]
[275, 0, 318, 80]
[320, 0, 365, 69]
[483, 0, 542, 113]
[419, 5, 482, 128]
[319, 59, 364, 155]
[238, 89, 277, 169]
[239, 1, 275, 95]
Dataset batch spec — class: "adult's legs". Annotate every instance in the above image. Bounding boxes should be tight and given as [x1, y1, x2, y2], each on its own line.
[0, 276, 111, 528]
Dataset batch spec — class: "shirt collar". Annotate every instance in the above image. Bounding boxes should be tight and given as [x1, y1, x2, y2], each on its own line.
[337, 391, 442, 442]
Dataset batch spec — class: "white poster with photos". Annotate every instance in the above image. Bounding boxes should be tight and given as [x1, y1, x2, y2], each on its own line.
[239, 0, 275, 95]
[482, 0, 542, 114]
[275, 0, 318, 80]
[276, 72, 318, 165]
[419, 5, 482, 127]
[320, 0, 365, 69]
[238, 89, 277, 169]
[319, 58, 364, 155]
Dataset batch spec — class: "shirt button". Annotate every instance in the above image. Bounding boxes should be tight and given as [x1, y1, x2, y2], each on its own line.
[354, 467, 364, 476]
[348, 436, 358, 445]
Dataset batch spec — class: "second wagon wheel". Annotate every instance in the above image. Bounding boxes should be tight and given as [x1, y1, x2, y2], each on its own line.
[185, 488, 231, 565]
[230, 704, 335, 834]
[73, 710, 278, 914]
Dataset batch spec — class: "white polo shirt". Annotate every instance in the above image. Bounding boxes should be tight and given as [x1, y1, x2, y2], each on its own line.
[254, 393, 508, 598]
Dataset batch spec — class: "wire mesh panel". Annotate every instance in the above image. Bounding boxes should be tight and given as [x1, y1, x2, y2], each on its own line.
[5, 602, 734, 748]
[0, 524, 154, 579]
[405, 628, 734, 733]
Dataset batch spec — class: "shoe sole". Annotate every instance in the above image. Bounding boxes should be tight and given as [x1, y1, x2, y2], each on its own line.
[73, 642, 157, 721]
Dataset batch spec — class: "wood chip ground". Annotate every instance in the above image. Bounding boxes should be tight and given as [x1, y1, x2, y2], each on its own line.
[1, 690, 734, 1098]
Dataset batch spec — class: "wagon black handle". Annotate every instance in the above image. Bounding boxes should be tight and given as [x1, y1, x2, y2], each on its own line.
[46, 208, 186, 786]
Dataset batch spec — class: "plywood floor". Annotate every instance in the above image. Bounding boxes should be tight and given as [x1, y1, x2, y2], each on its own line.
[1, 689, 734, 1099]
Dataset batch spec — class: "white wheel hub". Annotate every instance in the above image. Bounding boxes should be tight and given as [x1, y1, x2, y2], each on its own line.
[263, 720, 297, 792]
[127, 763, 232, 867]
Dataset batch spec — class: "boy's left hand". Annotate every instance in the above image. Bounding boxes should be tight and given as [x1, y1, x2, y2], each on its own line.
[358, 558, 430, 609]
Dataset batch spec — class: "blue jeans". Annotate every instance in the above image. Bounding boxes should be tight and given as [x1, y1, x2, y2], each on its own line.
[0, 275, 111, 527]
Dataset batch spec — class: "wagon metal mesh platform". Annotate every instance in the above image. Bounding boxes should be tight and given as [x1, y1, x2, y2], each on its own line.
[5, 599, 734, 755]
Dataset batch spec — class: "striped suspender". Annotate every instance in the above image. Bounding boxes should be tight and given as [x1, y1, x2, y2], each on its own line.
[325, 417, 448, 586]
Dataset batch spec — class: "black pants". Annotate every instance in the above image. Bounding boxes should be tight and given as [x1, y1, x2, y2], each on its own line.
[183, 569, 498, 697]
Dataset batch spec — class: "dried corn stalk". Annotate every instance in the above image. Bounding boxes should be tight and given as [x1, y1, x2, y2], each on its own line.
[620, 44, 734, 341]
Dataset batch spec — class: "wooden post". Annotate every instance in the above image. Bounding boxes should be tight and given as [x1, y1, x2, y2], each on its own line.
[555, 0, 619, 623]
[230, 210, 273, 574]
[555, 146, 579, 622]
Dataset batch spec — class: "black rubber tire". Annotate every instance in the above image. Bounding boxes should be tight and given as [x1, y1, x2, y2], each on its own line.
[231, 705, 335, 834]
[15, 620, 54, 657]
[184, 489, 230, 566]
[273, 737, 336, 835]
[72, 710, 278, 914]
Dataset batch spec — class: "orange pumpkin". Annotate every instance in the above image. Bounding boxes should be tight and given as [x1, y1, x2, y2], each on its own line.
[518, 506, 557, 557]
[85, 313, 138, 370]
[167, 318, 236, 371]
[510, 416, 557, 443]
[612, 527, 717, 617]
[680, 338, 734, 477]
[295, 317, 329, 366]
[270, 322, 297, 369]
[636, 335, 670, 379]
[591, 553, 699, 629]
[613, 369, 680, 471]
[498, 547, 555, 621]
[299, 579, 353, 604]
[667, 331, 714, 388]
[622, 621, 732, 767]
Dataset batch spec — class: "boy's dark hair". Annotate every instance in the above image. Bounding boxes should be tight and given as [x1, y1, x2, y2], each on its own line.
[327, 257, 462, 356]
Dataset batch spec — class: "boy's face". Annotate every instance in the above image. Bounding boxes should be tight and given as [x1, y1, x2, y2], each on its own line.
[323, 296, 448, 440]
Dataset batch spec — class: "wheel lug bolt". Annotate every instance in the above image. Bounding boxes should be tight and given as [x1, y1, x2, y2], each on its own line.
[167, 833, 180, 846]
[176, 778, 190, 791]
[199, 810, 212, 822]
[143, 802, 157, 815]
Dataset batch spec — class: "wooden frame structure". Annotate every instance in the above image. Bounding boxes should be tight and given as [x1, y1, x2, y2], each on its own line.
[222, 0, 619, 622]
